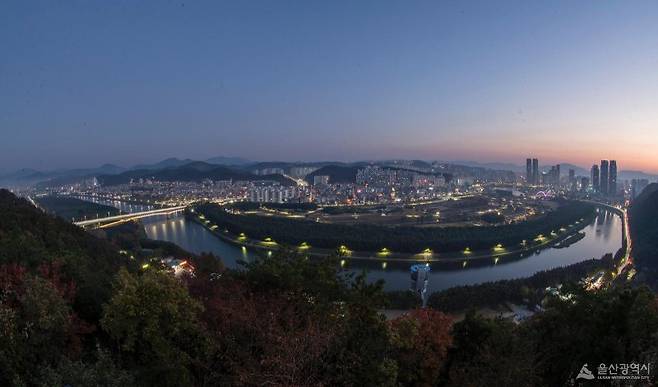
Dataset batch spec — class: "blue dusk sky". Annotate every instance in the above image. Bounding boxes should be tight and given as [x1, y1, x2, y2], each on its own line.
[1, 1, 658, 172]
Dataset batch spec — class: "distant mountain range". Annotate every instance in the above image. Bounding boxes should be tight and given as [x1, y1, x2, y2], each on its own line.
[0, 164, 126, 186]
[0, 156, 254, 187]
[97, 161, 296, 186]
[451, 160, 591, 176]
[3, 156, 657, 188]
[131, 156, 251, 171]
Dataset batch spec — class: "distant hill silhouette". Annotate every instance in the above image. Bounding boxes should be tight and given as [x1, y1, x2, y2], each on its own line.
[99, 161, 295, 186]
[130, 157, 197, 170]
[629, 182, 658, 289]
[205, 156, 252, 165]
[305, 165, 359, 184]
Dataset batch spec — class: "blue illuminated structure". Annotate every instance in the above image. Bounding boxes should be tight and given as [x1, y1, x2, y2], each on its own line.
[410, 264, 431, 307]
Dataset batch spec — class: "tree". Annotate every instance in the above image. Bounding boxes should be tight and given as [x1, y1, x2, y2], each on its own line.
[101, 268, 209, 387]
[37, 346, 135, 387]
[390, 309, 453, 386]
[323, 274, 398, 387]
[240, 249, 349, 306]
[0, 265, 86, 386]
[528, 286, 658, 386]
[443, 312, 537, 387]
[191, 274, 337, 386]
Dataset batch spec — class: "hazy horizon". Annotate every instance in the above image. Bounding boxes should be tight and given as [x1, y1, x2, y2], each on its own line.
[3, 153, 654, 178]
[3, 1, 658, 172]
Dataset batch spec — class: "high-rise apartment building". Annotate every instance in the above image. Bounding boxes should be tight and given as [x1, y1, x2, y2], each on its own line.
[609, 160, 617, 196]
[526, 158, 533, 184]
[591, 165, 600, 192]
[600, 160, 609, 195]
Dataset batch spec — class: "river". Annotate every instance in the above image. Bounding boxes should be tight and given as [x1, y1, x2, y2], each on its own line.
[81, 197, 622, 292]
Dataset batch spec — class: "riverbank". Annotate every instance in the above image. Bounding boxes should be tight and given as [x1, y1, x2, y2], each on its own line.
[189, 207, 598, 263]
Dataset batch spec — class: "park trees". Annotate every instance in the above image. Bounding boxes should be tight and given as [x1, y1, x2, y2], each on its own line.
[101, 268, 210, 387]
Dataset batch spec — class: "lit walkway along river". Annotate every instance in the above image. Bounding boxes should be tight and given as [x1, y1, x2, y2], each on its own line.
[81, 198, 622, 292]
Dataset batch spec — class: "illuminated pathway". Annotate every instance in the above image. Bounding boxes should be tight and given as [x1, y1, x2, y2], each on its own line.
[191, 210, 596, 264]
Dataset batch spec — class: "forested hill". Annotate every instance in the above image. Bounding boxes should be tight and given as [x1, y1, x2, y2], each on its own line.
[305, 165, 360, 184]
[0, 189, 128, 320]
[629, 183, 658, 288]
[97, 161, 295, 186]
[1, 189, 658, 386]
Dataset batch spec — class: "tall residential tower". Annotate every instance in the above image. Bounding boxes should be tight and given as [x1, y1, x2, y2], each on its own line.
[526, 158, 533, 184]
[591, 164, 600, 192]
[609, 160, 617, 196]
[600, 160, 609, 195]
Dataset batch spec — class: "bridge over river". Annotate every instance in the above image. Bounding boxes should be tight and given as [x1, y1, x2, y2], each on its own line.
[74, 205, 187, 228]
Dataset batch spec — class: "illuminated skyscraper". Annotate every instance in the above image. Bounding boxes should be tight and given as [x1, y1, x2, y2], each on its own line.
[600, 160, 609, 195]
[591, 165, 600, 192]
[609, 160, 617, 196]
[556, 164, 561, 185]
[526, 158, 533, 184]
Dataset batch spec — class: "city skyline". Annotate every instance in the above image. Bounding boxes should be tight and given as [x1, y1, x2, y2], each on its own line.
[2, 3, 658, 385]
[3, 1, 658, 172]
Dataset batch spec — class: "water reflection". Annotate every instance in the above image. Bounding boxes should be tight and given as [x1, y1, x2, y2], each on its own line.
[142, 210, 621, 293]
[81, 198, 622, 293]
[142, 216, 256, 268]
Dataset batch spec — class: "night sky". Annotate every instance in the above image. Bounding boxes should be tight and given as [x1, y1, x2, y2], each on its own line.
[2, 1, 658, 172]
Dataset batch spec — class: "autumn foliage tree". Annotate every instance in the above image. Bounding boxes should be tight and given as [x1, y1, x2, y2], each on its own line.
[390, 309, 453, 386]
[0, 263, 89, 386]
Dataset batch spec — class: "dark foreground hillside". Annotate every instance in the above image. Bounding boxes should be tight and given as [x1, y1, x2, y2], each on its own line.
[630, 183, 658, 289]
[1, 189, 657, 386]
[0, 190, 129, 321]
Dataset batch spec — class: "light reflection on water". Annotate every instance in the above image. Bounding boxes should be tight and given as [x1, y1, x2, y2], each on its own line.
[142, 210, 621, 292]
[83, 198, 622, 292]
